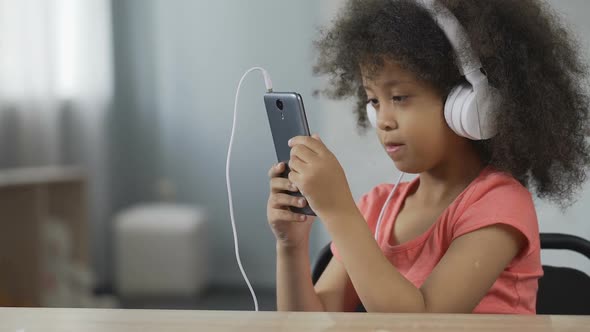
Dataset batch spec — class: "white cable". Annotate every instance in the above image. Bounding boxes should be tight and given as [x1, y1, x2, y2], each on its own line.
[374, 172, 405, 241]
[227, 66, 400, 309]
[226, 67, 273, 312]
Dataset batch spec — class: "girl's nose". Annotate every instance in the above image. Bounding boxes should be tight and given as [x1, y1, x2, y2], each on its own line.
[377, 107, 398, 131]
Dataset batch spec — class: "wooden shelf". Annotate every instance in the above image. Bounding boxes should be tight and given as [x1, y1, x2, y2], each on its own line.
[0, 166, 89, 307]
[0, 166, 84, 187]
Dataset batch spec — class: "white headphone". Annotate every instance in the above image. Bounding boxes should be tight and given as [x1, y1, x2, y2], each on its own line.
[367, 0, 500, 140]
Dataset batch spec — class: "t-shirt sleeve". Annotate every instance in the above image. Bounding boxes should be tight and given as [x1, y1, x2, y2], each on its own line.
[451, 177, 540, 259]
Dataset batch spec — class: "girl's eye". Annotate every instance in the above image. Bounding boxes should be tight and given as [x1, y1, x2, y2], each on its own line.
[392, 96, 408, 103]
[367, 98, 379, 106]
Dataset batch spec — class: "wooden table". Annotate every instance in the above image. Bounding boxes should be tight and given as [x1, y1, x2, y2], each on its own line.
[0, 308, 588, 331]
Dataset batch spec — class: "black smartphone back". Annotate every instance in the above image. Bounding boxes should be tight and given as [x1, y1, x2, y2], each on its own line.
[264, 92, 315, 216]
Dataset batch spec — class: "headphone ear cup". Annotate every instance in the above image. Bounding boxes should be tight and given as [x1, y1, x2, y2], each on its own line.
[444, 83, 472, 138]
[366, 103, 377, 128]
[460, 90, 479, 140]
[467, 80, 499, 140]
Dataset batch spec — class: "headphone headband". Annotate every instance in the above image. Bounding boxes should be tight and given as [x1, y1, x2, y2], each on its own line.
[418, 0, 481, 77]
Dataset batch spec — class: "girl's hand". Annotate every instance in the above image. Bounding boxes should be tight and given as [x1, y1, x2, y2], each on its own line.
[266, 162, 315, 249]
[287, 134, 356, 219]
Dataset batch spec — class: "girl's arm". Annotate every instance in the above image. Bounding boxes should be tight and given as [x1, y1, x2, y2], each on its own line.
[276, 242, 324, 311]
[277, 239, 359, 312]
[314, 257, 360, 312]
[325, 208, 525, 313]
[276, 241, 359, 312]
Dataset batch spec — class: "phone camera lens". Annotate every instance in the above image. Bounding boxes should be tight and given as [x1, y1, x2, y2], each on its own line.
[276, 99, 284, 110]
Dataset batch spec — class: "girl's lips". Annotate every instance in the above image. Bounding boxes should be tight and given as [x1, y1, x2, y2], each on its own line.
[386, 144, 403, 153]
[385, 143, 405, 157]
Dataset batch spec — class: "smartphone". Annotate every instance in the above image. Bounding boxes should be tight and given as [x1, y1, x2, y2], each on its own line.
[264, 92, 316, 216]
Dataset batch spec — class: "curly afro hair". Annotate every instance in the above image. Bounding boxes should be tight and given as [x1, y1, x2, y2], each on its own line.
[313, 0, 590, 207]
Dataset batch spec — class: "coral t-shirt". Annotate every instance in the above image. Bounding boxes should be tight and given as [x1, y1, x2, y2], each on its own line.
[331, 167, 543, 314]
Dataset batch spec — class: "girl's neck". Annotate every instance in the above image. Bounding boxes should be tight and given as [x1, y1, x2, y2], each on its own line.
[413, 142, 485, 206]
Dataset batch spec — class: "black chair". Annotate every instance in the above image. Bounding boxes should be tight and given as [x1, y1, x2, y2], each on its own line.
[537, 233, 590, 315]
[312, 243, 333, 286]
[312, 233, 590, 314]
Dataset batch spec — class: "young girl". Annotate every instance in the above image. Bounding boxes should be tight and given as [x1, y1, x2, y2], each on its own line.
[266, 0, 589, 314]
